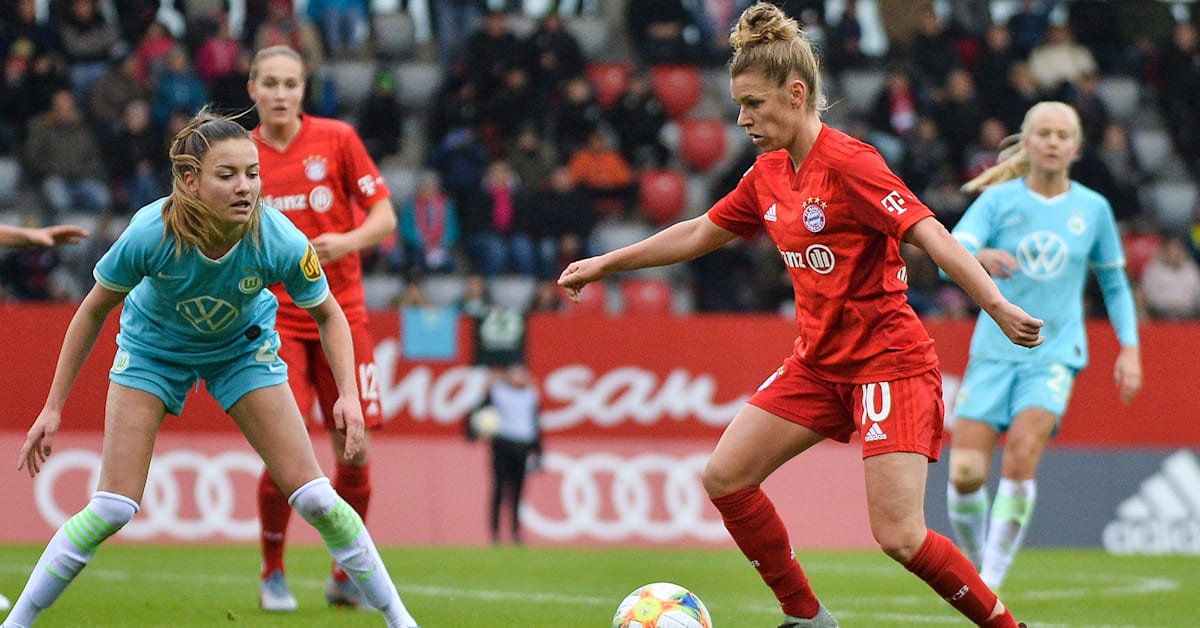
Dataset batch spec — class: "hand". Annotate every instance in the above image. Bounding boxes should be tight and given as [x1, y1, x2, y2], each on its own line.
[976, 248, 1018, 278]
[310, 232, 355, 264]
[557, 257, 607, 303]
[990, 300, 1044, 348]
[1114, 345, 1142, 404]
[29, 225, 89, 247]
[18, 408, 63, 477]
[331, 396, 366, 461]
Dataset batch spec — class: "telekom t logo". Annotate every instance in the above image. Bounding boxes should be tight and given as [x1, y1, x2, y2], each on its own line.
[881, 191, 906, 214]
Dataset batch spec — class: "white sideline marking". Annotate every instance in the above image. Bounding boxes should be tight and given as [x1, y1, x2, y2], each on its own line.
[0, 563, 1175, 627]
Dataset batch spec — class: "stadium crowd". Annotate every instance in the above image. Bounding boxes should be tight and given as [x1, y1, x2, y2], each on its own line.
[1, 0, 1199, 320]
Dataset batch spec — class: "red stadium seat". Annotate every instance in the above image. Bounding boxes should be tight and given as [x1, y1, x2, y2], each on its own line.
[585, 61, 631, 110]
[620, 277, 674, 315]
[562, 279, 608, 315]
[679, 117, 727, 172]
[638, 168, 688, 225]
[649, 64, 702, 119]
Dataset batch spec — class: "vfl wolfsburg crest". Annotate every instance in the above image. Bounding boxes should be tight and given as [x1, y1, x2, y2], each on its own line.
[238, 276, 263, 294]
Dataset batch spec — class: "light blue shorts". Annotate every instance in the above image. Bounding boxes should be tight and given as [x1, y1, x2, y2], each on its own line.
[953, 358, 1077, 434]
[109, 329, 289, 415]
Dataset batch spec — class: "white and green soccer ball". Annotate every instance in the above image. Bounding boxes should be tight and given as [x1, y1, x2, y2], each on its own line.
[469, 405, 502, 439]
[612, 582, 713, 628]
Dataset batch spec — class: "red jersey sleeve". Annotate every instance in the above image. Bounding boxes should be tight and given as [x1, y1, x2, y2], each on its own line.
[708, 161, 766, 239]
[338, 122, 390, 209]
[838, 148, 934, 238]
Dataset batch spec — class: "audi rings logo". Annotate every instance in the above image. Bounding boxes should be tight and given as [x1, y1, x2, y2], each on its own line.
[520, 452, 727, 542]
[35, 448, 265, 541]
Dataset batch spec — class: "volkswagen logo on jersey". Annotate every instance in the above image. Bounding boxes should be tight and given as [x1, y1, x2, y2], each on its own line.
[303, 155, 327, 182]
[1016, 231, 1070, 280]
[802, 197, 827, 232]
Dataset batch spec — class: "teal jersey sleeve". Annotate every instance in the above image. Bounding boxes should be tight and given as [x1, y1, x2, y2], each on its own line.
[1089, 203, 1140, 347]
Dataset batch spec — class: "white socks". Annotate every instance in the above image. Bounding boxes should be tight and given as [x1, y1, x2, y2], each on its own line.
[980, 478, 1037, 589]
[290, 477, 418, 628]
[946, 483, 989, 567]
[2, 492, 138, 628]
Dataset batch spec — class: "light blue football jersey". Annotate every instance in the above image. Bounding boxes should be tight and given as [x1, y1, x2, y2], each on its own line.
[952, 178, 1136, 368]
[94, 200, 330, 361]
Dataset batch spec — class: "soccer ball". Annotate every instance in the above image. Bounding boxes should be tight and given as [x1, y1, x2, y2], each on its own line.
[612, 582, 713, 628]
[0, 592, 10, 612]
[469, 405, 502, 439]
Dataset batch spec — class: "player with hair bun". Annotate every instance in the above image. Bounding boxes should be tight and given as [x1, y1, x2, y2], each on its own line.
[559, 3, 1036, 627]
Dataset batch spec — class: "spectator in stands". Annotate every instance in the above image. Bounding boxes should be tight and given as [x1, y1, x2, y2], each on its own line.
[1140, 232, 1200, 319]
[525, 12, 585, 108]
[57, 0, 123, 103]
[947, 101, 1141, 593]
[528, 165, 597, 280]
[305, 0, 368, 59]
[433, 0, 486, 68]
[961, 117, 1007, 184]
[151, 45, 209, 129]
[461, 158, 536, 277]
[607, 71, 670, 169]
[1153, 21, 1200, 170]
[87, 45, 150, 141]
[825, 0, 866, 72]
[23, 50, 71, 121]
[625, 0, 704, 65]
[131, 20, 175, 86]
[22, 87, 111, 220]
[567, 130, 637, 217]
[0, 44, 39, 154]
[427, 77, 481, 147]
[395, 170, 460, 276]
[356, 70, 404, 163]
[973, 24, 1019, 110]
[1064, 72, 1110, 148]
[429, 125, 489, 212]
[456, 272, 490, 317]
[254, 0, 325, 68]
[504, 125, 557, 192]
[111, 98, 164, 213]
[1094, 123, 1145, 224]
[990, 62, 1042, 139]
[193, 15, 246, 100]
[930, 68, 987, 180]
[481, 65, 541, 153]
[526, 279, 565, 313]
[1, 0, 61, 62]
[907, 8, 958, 96]
[1005, 0, 1051, 59]
[868, 65, 921, 145]
[549, 75, 603, 165]
[1028, 24, 1098, 98]
[463, 10, 526, 102]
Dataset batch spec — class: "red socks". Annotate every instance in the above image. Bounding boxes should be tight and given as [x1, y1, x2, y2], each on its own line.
[905, 530, 1017, 627]
[257, 470, 291, 578]
[710, 486, 819, 619]
[331, 463, 372, 582]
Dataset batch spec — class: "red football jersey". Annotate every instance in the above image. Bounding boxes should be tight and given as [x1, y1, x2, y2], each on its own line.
[254, 115, 389, 339]
[709, 125, 938, 383]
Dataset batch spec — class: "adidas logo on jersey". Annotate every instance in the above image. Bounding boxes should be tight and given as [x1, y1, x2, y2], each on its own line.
[764, 203, 777, 222]
[864, 422, 887, 442]
[1102, 450, 1200, 554]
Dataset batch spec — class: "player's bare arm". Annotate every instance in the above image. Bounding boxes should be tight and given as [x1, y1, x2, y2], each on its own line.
[19, 285, 126, 476]
[559, 215, 736, 301]
[309, 197, 397, 263]
[0, 224, 89, 247]
[306, 294, 365, 459]
[905, 217, 1044, 347]
[1114, 344, 1142, 403]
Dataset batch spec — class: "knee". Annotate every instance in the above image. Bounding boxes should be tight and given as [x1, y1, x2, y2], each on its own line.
[948, 449, 989, 494]
[288, 477, 337, 521]
[701, 459, 746, 499]
[874, 526, 927, 564]
[91, 491, 139, 529]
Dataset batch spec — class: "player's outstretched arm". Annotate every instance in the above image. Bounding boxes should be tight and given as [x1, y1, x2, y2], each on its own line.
[558, 215, 736, 302]
[906, 217, 1044, 347]
[0, 224, 89, 248]
[306, 295, 365, 459]
[19, 285, 125, 476]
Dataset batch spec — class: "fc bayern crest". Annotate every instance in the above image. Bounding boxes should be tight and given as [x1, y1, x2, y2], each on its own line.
[303, 156, 328, 182]
[802, 197, 827, 233]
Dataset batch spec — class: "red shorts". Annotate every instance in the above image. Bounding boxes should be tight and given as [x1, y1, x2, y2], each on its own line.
[278, 322, 383, 430]
[747, 356, 944, 461]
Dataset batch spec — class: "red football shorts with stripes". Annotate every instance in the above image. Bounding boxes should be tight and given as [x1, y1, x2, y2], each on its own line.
[747, 356, 945, 461]
[278, 321, 384, 430]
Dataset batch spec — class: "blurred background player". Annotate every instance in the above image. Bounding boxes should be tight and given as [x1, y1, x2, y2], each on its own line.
[946, 101, 1142, 590]
[247, 44, 397, 612]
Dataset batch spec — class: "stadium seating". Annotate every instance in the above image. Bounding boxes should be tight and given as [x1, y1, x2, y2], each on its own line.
[585, 61, 631, 110]
[619, 277, 674, 315]
[371, 11, 417, 60]
[565, 15, 612, 60]
[637, 168, 688, 225]
[1143, 181, 1198, 232]
[362, 273, 406, 309]
[422, 273, 468, 307]
[837, 68, 886, 116]
[590, 219, 655, 255]
[325, 59, 377, 112]
[1096, 75, 1140, 122]
[560, 278, 609, 315]
[487, 274, 538, 312]
[392, 61, 444, 110]
[649, 64, 703, 119]
[678, 117, 727, 173]
[1130, 128, 1173, 177]
[0, 157, 20, 207]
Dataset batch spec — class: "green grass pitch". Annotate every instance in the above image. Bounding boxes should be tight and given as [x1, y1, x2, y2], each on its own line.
[1, 544, 1196, 626]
